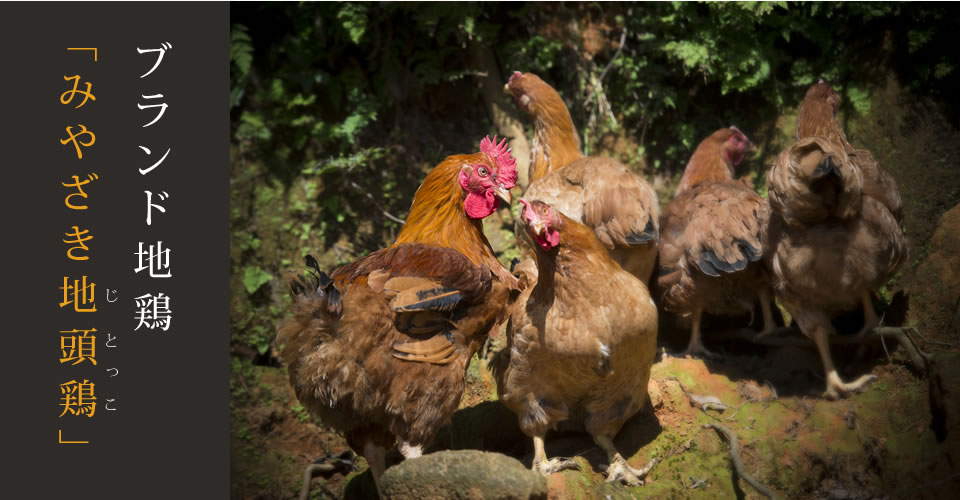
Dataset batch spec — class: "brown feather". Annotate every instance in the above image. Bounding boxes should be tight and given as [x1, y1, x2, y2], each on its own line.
[392, 335, 457, 364]
[390, 285, 461, 312]
[395, 311, 453, 334]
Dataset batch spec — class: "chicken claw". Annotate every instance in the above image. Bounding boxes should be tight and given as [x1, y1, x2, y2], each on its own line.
[531, 435, 580, 476]
[534, 457, 581, 476]
[824, 371, 877, 400]
[604, 456, 659, 486]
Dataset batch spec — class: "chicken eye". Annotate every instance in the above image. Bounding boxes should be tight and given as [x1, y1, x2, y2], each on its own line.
[478, 166, 489, 177]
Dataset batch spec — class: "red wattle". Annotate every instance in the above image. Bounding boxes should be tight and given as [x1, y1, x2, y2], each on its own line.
[464, 190, 498, 219]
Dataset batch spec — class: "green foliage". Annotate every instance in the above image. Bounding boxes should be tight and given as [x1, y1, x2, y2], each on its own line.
[495, 2, 958, 172]
[243, 266, 272, 295]
[230, 24, 253, 108]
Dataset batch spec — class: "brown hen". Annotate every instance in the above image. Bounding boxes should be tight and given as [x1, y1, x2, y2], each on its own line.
[657, 127, 775, 358]
[796, 80, 903, 222]
[763, 128, 908, 398]
[277, 137, 519, 496]
[505, 71, 660, 283]
[493, 199, 659, 485]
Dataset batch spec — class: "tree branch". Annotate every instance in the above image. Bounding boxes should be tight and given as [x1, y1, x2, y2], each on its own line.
[705, 424, 779, 500]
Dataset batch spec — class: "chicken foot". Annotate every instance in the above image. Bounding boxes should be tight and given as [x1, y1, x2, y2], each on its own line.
[399, 441, 423, 459]
[812, 325, 876, 400]
[532, 435, 580, 476]
[594, 434, 658, 486]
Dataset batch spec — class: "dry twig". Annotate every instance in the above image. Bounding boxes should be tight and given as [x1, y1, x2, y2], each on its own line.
[704, 424, 779, 500]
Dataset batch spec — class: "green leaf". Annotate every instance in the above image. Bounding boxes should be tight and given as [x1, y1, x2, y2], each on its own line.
[338, 3, 367, 44]
[242, 266, 273, 295]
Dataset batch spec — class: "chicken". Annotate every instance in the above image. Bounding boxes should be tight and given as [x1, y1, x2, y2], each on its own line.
[763, 132, 908, 398]
[505, 71, 660, 283]
[675, 127, 755, 195]
[796, 79, 903, 223]
[656, 127, 775, 358]
[492, 198, 659, 485]
[795, 79, 905, 328]
[276, 136, 519, 496]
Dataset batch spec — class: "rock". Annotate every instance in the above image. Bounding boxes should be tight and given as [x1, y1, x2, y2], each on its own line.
[648, 378, 664, 409]
[928, 351, 960, 443]
[429, 401, 526, 455]
[381, 450, 547, 500]
[910, 203, 960, 341]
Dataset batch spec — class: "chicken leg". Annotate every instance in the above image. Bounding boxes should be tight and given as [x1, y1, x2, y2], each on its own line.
[811, 323, 876, 399]
[758, 289, 778, 336]
[593, 434, 658, 486]
[681, 307, 718, 359]
[362, 441, 387, 499]
[531, 435, 579, 476]
[860, 292, 881, 334]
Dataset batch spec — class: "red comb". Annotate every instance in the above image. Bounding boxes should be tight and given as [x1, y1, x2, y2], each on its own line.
[729, 125, 751, 143]
[481, 135, 517, 189]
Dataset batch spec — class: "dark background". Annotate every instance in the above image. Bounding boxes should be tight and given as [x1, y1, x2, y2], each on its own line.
[2, 3, 228, 498]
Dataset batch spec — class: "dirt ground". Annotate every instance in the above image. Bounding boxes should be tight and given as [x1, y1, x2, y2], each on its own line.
[231, 324, 960, 499]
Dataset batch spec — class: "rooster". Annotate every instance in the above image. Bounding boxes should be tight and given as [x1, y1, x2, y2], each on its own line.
[505, 71, 660, 283]
[763, 105, 907, 398]
[493, 198, 659, 485]
[656, 127, 776, 358]
[277, 136, 519, 496]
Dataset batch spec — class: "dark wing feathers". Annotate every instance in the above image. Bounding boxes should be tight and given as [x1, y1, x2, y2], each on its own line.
[391, 285, 462, 312]
[624, 218, 658, 245]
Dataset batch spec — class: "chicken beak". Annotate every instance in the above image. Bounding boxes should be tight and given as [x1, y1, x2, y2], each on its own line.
[494, 184, 512, 204]
[532, 221, 546, 236]
[503, 82, 512, 95]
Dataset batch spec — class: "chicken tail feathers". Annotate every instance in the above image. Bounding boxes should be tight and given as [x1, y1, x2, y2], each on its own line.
[289, 255, 343, 316]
